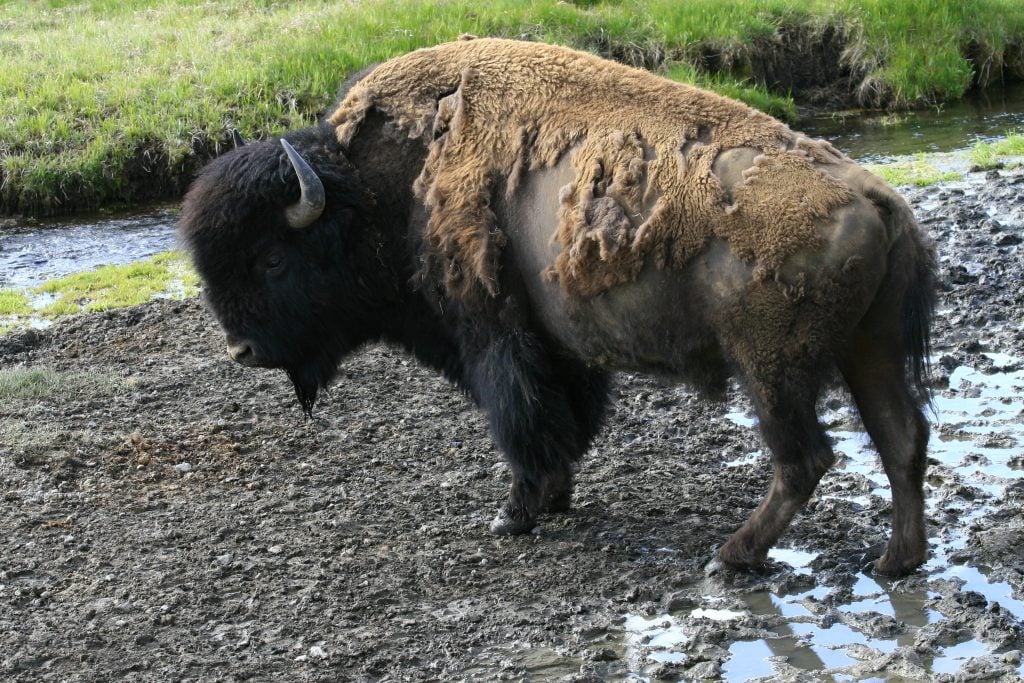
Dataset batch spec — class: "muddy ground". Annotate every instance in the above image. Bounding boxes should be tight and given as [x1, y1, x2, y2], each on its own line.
[1, 167, 1023, 682]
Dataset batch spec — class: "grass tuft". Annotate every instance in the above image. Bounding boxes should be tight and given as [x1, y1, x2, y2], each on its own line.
[867, 155, 963, 187]
[32, 250, 197, 317]
[969, 132, 1024, 170]
[0, 249, 199, 332]
[0, 290, 31, 316]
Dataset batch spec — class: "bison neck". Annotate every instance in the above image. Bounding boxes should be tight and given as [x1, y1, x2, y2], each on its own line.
[342, 109, 466, 381]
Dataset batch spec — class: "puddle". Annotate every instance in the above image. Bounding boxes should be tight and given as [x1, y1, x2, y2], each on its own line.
[622, 352, 1024, 680]
[0, 206, 177, 290]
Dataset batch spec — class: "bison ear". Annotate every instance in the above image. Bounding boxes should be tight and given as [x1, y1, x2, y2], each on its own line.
[231, 129, 246, 149]
[280, 139, 326, 230]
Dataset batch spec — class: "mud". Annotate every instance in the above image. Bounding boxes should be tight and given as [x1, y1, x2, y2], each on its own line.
[1, 168, 1022, 681]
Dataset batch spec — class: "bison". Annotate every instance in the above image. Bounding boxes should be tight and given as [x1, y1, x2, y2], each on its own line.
[179, 38, 936, 576]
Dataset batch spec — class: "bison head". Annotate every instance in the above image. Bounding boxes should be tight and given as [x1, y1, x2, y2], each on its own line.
[179, 126, 374, 414]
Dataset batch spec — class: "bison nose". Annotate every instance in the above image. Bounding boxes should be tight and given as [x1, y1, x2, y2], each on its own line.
[226, 336, 258, 366]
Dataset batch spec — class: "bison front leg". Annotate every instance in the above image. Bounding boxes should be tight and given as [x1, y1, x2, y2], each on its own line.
[466, 329, 609, 535]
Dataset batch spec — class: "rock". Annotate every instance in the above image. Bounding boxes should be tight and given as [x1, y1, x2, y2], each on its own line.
[585, 647, 618, 662]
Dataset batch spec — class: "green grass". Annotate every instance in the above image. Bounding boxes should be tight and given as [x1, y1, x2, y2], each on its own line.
[33, 250, 197, 317]
[0, 290, 31, 316]
[867, 155, 963, 187]
[0, 368, 68, 400]
[969, 132, 1024, 170]
[1, 0, 1023, 217]
[666, 63, 797, 122]
[0, 367, 120, 401]
[0, 250, 198, 333]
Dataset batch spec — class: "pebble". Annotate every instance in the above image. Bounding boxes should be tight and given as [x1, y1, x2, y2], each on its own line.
[173, 462, 192, 474]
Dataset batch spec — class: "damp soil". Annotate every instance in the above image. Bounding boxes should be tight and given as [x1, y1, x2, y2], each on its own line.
[1, 168, 1023, 681]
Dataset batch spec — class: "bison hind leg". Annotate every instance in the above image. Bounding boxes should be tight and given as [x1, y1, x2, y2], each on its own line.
[469, 330, 610, 535]
[840, 331, 929, 576]
[718, 371, 835, 569]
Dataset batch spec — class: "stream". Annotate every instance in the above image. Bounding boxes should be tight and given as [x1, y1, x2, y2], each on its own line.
[0, 206, 178, 290]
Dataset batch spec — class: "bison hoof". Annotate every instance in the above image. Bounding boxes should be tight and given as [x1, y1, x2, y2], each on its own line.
[716, 540, 767, 570]
[873, 552, 924, 577]
[489, 511, 536, 536]
[703, 557, 728, 577]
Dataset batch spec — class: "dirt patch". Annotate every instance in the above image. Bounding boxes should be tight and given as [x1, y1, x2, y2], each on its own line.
[1, 169, 1023, 680]
[749, 24, 862, 109]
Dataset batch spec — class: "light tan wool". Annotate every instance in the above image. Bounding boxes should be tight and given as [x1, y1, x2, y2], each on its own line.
[328, 37, 856, 299]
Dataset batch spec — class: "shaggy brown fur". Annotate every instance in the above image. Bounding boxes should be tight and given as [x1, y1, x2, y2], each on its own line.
[328, 38, 862, 299]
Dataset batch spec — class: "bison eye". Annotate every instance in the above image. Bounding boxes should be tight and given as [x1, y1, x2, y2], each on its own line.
[261, 251, 285, 274]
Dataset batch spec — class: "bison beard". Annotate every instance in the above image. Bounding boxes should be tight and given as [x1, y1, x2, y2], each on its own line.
[286, 365, 321, 417]
[285, 351, 340, 417]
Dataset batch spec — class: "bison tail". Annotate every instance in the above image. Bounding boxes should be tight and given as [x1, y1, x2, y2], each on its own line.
[882, 191, 938, 406]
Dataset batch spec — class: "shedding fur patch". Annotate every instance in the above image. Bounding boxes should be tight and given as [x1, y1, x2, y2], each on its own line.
[718, 148, 855, 281]
[328, 38, 857, 300]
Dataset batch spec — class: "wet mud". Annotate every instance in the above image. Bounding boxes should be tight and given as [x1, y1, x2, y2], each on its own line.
[1, 168, 1022, 681]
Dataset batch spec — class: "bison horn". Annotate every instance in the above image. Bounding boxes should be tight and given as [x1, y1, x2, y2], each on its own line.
[280, 139, 325, 230]
[231, 129, 246, 149]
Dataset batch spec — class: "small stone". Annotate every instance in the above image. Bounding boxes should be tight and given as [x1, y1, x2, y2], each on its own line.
[685, 660, 721, 678]
[651, 663, 682, 680]
[267, 545, 283, 555]
[309, 645, 327, 659]
[661, 591, 695, 612]
[587, 647, 618, 662]
[173, 462, 192, 474]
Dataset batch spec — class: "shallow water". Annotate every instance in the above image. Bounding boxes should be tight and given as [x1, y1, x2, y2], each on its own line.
[623, 352, 1024, 681]
[802, 85, 1024, 162]
[0, 206, 177, 290]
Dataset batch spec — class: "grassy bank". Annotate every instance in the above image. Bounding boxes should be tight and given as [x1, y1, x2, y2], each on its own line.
[2, 0, 1024, 217]
[864, 131, 1024, 186]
